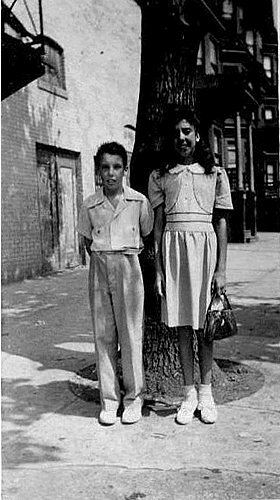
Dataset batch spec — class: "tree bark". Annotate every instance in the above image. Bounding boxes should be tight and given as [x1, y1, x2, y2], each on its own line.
[130, 0, 203, 193]
[130, 0, 226, 404]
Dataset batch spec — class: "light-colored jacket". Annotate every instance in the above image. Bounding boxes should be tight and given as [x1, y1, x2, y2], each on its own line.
[148, 163, 233, 232]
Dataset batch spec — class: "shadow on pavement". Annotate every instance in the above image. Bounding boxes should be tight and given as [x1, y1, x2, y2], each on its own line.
[1, 268, 280, 467]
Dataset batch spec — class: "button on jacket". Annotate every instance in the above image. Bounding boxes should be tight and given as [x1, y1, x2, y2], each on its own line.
[77, 186, 154, 253]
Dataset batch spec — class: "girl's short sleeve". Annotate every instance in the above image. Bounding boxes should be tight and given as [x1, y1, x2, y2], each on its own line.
[139, 196, 154, 237]
[214, 168, 233, 210]
[148, 170, 164, 209]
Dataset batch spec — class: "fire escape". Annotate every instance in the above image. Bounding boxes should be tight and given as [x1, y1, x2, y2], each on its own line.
[1, 0, 45, 100]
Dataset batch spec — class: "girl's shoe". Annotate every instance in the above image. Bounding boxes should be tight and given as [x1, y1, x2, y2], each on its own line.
[99, 409, 117, 425]
[197, 396, 218, 424]
[176, 391, 198, 425]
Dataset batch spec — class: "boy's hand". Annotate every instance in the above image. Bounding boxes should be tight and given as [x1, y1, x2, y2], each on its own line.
[155, 269, 165, 297]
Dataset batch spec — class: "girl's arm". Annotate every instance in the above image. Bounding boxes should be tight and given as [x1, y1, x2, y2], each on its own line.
[212, 209, 228, 294]
[154, 204, 165, 297]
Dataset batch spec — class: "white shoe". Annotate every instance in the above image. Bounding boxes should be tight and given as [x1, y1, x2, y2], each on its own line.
[197, 396, 218, 424]
[176, 392, 198, 425]
[122, 405, 142, 424]
[99, 409, 117, 425]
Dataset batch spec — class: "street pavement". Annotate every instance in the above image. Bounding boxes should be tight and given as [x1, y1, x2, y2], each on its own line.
[1, 232, 280, 500]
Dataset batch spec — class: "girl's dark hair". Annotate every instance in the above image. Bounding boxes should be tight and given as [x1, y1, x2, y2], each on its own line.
[168, 107, 200, 134]
[161, 106, 214, 175]
[95, 141, 128, 168]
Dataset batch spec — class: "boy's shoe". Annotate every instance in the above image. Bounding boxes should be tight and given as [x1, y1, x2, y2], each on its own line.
[176, 391, 198, 425]
[122, 405, 142, 424]
[197, 397, 218, 424]
[99, 409, 117, 425]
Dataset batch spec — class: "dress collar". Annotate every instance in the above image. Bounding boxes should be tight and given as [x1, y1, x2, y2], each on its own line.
[168, 162, 204, 174]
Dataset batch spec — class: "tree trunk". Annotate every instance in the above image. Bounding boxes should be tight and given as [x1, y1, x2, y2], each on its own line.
[130, 0, 227, 404]
[130, 0, 202, 194]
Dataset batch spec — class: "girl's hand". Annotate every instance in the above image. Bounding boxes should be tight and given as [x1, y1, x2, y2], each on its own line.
[155, 269, 165, 297]
[211, 270, 226, 296]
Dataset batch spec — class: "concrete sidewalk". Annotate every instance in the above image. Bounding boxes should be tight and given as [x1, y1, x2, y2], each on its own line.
[2, 232, 280, 500]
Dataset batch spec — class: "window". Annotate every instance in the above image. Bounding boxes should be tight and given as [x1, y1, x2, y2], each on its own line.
[245, 31, 254, 55]
[197, 42, 203, 67]
[225, 139, 237, 189]
[42, 39, 65, 89]
[266, 164, 274, 186]
[237, 6, 244, 34]
[213, 129, 223, 167]
[205, 38, 219, 75]
[264, 108, 273, 121]
[39, 37, 66, 97]
[222, 0, 233, 19]
[264, 159, 278, 197]
[209, 39, 218, 73]
[256, 32, 262, 51]
[238, 7, 244, 22]
[263, 56, 272, 78]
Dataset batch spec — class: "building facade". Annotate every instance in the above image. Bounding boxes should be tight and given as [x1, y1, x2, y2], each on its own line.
[195, 0, 279, 241]
[1, 0, 141, 282]
[2, 0, 278, 282]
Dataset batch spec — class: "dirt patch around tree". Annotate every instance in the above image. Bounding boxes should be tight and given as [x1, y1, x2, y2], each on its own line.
[69, 358, 265, 412]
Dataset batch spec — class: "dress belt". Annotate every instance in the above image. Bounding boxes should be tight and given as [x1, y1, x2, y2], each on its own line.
[165, 213, 213, 232]
[166, 212, 212, 222]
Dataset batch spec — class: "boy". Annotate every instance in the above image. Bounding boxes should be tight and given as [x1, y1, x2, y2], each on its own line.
[78, 142, 154, 425]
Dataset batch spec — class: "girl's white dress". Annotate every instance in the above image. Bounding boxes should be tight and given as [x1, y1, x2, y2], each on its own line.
[148, 162, 233, 330]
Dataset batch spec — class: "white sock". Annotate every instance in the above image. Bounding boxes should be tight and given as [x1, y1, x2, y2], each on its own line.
[183, 385, 196, 399]
[199, 383, 211, 393]
[199, 384, 213, 397]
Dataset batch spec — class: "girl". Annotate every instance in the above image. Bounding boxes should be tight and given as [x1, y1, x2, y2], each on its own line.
[148, 108, 233, 425]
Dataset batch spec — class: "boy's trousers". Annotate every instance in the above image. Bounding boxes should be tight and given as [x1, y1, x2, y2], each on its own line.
[89, 251, 145, 411]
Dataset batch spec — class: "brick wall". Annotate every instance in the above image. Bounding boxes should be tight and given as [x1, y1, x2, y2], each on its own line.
[1, 0, 141, 282]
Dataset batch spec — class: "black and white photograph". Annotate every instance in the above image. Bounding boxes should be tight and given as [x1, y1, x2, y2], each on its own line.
[1, 0, 279, 499]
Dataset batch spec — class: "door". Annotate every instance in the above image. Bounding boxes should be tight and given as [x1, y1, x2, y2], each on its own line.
[57, 155, 79, 268]
[37, 148, 60, 271]
[37, 145, 80, 271]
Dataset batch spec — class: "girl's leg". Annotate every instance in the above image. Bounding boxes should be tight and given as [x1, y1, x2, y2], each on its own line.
[176, 326, 198, 425]
[178, 326, 194, 385]
[196, 330, 213, 385]
[196, 330, 217, 423]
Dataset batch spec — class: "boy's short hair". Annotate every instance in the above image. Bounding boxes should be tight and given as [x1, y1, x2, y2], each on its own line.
[95, 142, 128, 168]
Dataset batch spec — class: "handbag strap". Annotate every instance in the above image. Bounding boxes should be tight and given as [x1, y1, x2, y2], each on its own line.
[220, 292, 232, 310]
[210, 291, 232, 310]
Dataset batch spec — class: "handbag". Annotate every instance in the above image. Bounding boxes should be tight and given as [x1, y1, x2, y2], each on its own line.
[203, 291, 238, 342]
